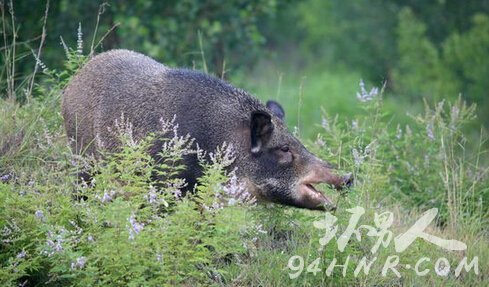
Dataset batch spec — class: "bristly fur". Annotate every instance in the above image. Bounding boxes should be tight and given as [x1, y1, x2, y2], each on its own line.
[62, 49, 347, 210]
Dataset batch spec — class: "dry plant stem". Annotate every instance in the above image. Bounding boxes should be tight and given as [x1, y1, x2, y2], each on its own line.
[27, 0, 49, 102]
[8, 0, 15, 101]
[276, 72, 283, 101]
[198, 30, 208, 74]
[90, 2, 109, 56]
[59, 36, 69, 57]
[220, 59, 226, 80]
[1, 1, 14, 101]
[92, 23, 120, 53]
[0, 35, 41, 52]
[1, 2, 7, 81]
[297, 76, 306, 136]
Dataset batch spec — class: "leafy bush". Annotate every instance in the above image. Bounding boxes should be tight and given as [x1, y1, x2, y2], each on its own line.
[314, 81, 488, 224]
[2, 73, 487, 286]
[0, 104, 255, 286]
[4, 0, 280, 86]
[393, 8, 457, 100]
[1, 26, 487, 286]
[394, 8, 489, 108]
[443, 14, 489, 105]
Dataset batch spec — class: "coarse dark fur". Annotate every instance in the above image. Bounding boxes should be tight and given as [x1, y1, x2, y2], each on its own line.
[62, 49, 351, 210]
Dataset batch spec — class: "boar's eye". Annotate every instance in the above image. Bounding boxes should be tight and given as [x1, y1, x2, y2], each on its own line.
[277, 144, 293, 164]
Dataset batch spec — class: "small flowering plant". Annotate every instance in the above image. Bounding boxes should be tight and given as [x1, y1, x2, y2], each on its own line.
[0, 100, 256, 286]
[0, 29, 486, 286]
[312, 79, 483, 224]
[356, 79, 379, 102]
[195, 142, 255, 213]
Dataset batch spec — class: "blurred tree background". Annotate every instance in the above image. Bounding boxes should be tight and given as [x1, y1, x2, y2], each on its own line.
[2, 0, 489, 128]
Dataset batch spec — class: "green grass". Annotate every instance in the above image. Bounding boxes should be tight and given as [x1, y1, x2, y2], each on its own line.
[232, 61, 363, 139]
[231, 60, 428, 144]
[1, 49, 488, 286]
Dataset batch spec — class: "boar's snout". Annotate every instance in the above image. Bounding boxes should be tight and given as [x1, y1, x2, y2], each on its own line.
[307, 161, 354, 190]
[295, 160, 354, 211]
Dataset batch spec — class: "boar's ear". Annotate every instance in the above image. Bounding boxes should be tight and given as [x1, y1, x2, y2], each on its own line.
[250, 110, 273, 153]
[266, 100, 285, 120]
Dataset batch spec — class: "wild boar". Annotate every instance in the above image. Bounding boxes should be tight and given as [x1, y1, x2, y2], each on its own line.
[62, 49, 352, 211]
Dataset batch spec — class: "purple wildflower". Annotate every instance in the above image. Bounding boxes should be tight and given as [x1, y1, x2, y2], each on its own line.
[127, 214, 144, 241]
[396, 124, 403, 139]
[16, 250, 27, 259]
[156, 253, 163, 262]
[77, 23, 83, 55]
[352, 148, 363, 167]
[321, 117, 330, 132]
[222, 174, 252, 206]
[0, 173, 11, 183]
[46, 239, 63, 254]
[356, 79, 379, 102]
[71, 256, 87, 270]
[145, 186, 158, 204]
[101, 192, 113, 203]
[315, 135, 325, 147]
[35, 210, 45, 221]
[351, 119, 359, 130]
[426, 121, 435, 141]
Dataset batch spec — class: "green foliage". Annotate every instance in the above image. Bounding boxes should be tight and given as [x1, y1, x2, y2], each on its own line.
[294, 0, 398, 81]
[268, 0, 489, 127]
[4, 0, 489, 127]
[443, 14, 489, 104]
[0, 105, 252, 286]
[232, 63, 364, 139]
[394, 7, 457, 100]
[5, 0, 279, 83]
[0, 49, 252, 285]
[1, 4, 489, 286]
[1, 57, 488, 286]
[229, 82, 488, 286]
[394, 9, 489, 122]
[313, 83, 487, 224]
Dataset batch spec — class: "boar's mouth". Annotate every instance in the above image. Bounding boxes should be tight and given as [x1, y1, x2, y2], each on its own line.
[297, 181, 336, 211]
[295, 170, 353, 211]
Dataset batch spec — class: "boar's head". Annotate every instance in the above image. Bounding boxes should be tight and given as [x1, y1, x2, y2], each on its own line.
[240, 100, 353, 211]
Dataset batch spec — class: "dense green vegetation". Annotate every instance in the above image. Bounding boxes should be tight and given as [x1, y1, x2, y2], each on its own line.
[6, 0, 489, 122]
[1, 1, 488, 286]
